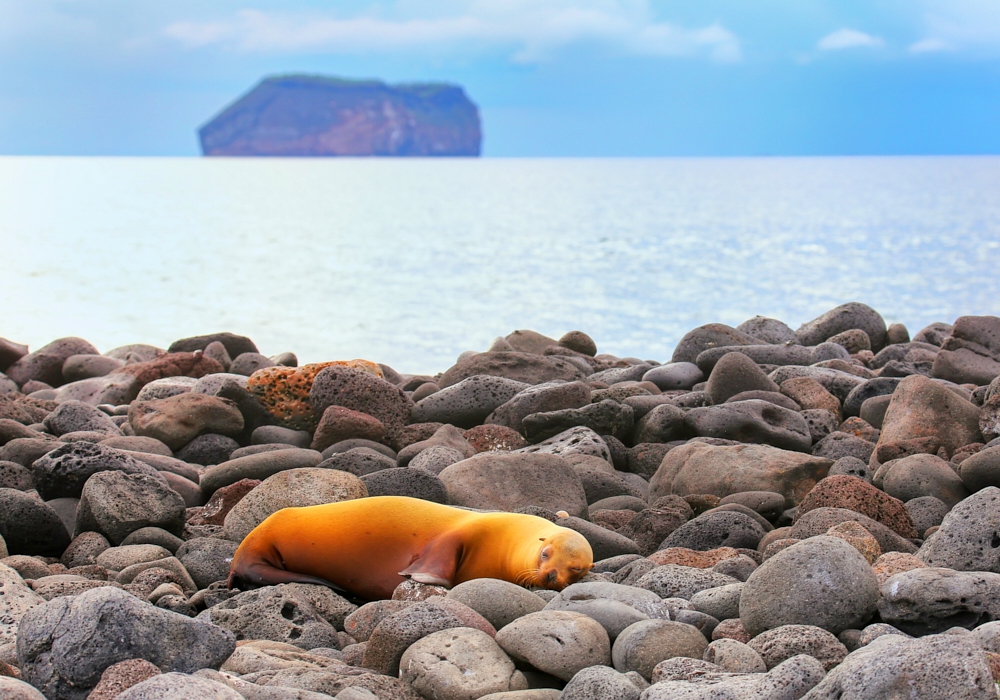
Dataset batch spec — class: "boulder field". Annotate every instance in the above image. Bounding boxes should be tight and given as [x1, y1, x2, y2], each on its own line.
[2, 305, 1000, 699]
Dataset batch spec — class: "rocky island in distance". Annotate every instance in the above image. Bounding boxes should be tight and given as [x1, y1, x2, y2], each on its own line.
[199, 74, 482, 157]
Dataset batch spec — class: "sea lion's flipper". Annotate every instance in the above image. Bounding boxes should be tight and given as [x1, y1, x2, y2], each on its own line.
[229, 561, 344, 592]
[399, 532, 462, 587]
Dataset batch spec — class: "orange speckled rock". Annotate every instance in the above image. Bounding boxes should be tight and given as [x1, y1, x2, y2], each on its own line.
[872, 551, 928, 586]
[114, 351, 223, 388]
[462, 424, 528, 453]
[712, 618, 751, 643]
[826, 521, 881, 564]
[648, 546, 741, 568]
[839, 416, 881, 443]
[246, 360, 383, 430]
[986, 652, 1000, 683]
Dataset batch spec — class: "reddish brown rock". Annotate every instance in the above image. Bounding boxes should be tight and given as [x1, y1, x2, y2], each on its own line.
[591, 509, 637, 531]
[712, 618, 752, 644]
[780, 377, 841, 416]
[309, 366, 413, 440]
[795, 475, 918, 539]
[0, 659, 20, 679]
[648, 546, 742, 568]
[839, 417, 880, 443]
[875, 375, 982, 462]
[247, 360, 383, 431]
[392, 423, 444, 451]
[826, 521, 881, 564]
[128, 393, 244, 450]
[0, 394, 58, 425]
[618, 507, 690, 556]
[872, 551, 927, 586]
[462, 424, 528, 453]
[311, 406, 386, 452]
[762, 539, 801, 560]
[86, 659, 161, 700]
[188, 478, 260, 526]
[114, 351, 223, 388]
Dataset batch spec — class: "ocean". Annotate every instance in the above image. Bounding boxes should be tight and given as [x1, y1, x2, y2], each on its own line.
[2, 156, 998, 375]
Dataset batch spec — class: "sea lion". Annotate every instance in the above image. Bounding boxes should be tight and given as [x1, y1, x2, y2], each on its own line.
[228, 495, 594, 600]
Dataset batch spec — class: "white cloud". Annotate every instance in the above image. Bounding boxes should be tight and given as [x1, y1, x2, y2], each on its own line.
[162, 2, 741, 64]
[917, 0, 1000, 52]
[909, 37, 951, 53]
[817, 28, 885, 51]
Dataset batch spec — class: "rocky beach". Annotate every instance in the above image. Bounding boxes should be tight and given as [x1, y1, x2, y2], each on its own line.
[1, 302, 1000, 699]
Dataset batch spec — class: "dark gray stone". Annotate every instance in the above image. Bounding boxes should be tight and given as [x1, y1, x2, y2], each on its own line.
[917, 487, 1000, 572]
[685, 401, 812, 453]
[43, 401, 120, 437]
[31, 441, 164, 500]
[905, 496, 949, 536]
[168, 333, 258, 358]
[632, 404, 688, 445]
[794, 303, 888, 352]
[75, 470, 186, 544]
[0, 487, 70, 556]
[318, 448, 396, 477]
[811, 432, 875, 463]
[556, 516, 642, 560]
[412, 375, 529, 428]
[523, 400, 634, 444]
[641, 363, 703, 391]
[360, 467, 448, 503]
[176, 538, 239, 589]
[486, 381, 592, 434]
[658, 511, 767, 552]
[16, 586, 235, 700]
[842, 378, 903, 417]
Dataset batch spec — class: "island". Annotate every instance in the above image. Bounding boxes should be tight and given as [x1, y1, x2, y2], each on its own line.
[198, 75, 481, 157]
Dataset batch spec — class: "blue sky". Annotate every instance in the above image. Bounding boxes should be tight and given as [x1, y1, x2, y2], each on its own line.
[2, 1, 999, 156]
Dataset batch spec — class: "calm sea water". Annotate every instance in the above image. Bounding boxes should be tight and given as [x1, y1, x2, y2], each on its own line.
[2, 156, 998, 375]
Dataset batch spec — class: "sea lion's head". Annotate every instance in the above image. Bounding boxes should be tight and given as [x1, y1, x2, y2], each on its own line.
[534, 528, 594, 590]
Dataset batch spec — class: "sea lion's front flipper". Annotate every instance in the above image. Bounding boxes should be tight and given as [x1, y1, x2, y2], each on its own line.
[399, 532, 462, 587]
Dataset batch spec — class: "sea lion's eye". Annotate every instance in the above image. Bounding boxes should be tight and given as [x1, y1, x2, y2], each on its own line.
[540, 551, 549, 560]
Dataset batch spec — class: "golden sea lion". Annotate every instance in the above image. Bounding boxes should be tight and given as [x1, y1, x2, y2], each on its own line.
[228, 495, 594, 600]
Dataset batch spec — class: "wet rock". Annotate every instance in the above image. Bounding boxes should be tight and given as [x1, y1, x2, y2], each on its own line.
[199, 584, 353, 650]
[0, 489, 70, 557]
[128, 393, 243, 451]
[612, 619, 708, 679]
[650, 442, 831, 509]
[881, 453, 970, 507]
[440, 452, 587, 516]
[795, 303, 888, 352]
[412, 375, 529, 429]
[75, 470, 186, 544]
[201, 448, 323, 496]
[17, 586, 235, 700]
[496, 610, 611, 681]
[740, 536, 878, 635]
[658, 511, 767, 552]
[747, 624, 847, 671]
[31, 441, 163, 500]
[875, 374, 982, 462]
[222, 467, 366, 542]
[400, 627, 516, 700]
[685, 400, 811, 452]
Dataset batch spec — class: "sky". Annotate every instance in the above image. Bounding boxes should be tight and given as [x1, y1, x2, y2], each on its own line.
[1, 0, 999, 156]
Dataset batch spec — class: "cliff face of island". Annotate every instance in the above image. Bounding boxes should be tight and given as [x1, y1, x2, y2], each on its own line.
[199, 75, 481, 157]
